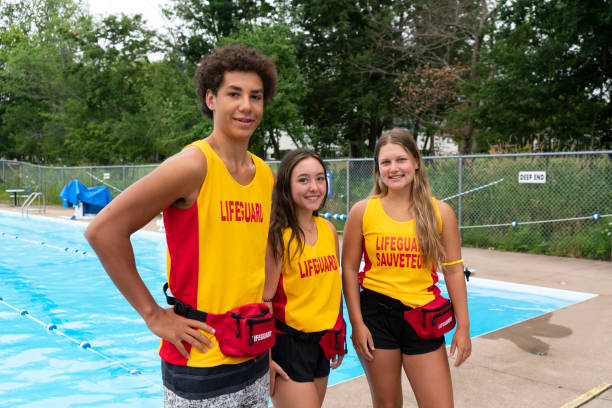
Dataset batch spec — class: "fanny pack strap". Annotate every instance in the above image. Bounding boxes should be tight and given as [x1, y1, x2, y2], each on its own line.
[163, 282, 208, 323]
[275, 319, 325, 344]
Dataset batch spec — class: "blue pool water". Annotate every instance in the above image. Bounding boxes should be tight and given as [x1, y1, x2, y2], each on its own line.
[0, 211, 595, 406]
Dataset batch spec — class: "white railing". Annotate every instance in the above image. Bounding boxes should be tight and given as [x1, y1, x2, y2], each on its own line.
[21, 192, 45, 216]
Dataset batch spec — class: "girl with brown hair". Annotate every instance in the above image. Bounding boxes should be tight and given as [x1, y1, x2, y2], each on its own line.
[264, 148, 345, 407]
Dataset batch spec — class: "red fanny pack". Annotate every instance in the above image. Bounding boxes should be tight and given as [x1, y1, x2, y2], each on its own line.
[206, 303, 275, 358]
[318, 315, 348, 360]
[163, 283, 275, 358]
[403, 295, 456, 339]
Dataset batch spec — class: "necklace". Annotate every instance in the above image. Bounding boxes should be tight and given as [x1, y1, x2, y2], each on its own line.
[301, 218, 317, 235]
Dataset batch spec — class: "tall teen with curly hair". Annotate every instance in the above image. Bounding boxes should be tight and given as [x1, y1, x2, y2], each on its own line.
[86, 44, 278, 407]
[342, 128, 471, 408]
[263, 149, 345, 408]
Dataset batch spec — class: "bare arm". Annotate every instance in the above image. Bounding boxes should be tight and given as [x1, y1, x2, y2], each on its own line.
[263, 238, 289, 394]
[437, 200, 472, 366]
[341, 200, 374, 360]
[326, 219, 344, 369]
[328, 219, 342, 316]
[84, 146, 214, 359]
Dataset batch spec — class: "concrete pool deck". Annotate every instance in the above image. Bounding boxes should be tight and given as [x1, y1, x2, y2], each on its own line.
[324, 248, 612, 408]
[2, 204, 611, 407]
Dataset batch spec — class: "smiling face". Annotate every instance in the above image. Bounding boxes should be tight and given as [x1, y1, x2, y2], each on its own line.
[290, 157, 327, 213]
[205, 71, 264, 142]
[377, 142, 419, 192]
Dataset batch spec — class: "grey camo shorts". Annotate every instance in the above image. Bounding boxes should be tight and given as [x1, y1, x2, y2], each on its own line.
[163, 369, 269, 408]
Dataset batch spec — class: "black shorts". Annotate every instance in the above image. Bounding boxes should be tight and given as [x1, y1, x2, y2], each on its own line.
[360, 289, 444, 355]
[161, 351, 269, 400]
[271, 333, 330, 382]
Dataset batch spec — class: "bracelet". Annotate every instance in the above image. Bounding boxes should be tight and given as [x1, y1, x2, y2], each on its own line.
[262, 296, 275, 302]
[442, 258, 464, 266]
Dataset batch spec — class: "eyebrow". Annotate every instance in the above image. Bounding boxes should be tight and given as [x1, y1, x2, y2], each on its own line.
[296, 172, 326, 177]
[227, 85, 263, 94]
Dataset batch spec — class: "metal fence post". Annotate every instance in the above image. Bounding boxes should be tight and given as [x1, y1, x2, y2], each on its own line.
[457, 157, 463, 242]
[346, 158, 350, 216]
[39, 166, 43, 194]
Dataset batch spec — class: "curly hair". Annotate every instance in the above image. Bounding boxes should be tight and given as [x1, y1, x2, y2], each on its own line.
[194, 44, 278, 119]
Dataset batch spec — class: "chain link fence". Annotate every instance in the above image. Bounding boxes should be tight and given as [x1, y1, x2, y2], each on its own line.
[2, 151, 610, 259]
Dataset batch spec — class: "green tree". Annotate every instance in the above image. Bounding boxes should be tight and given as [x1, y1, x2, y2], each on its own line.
[0, 0, 88, 162]
[475, 0, 612, 150]
[282, 0, 402, 157]
[163, 0, 275, 64]
[63, 14, 164, 163]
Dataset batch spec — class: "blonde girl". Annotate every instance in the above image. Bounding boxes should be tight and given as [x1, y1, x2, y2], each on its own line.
[342, 128, 471, 407]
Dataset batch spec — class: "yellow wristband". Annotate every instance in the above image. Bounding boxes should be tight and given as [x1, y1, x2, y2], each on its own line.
[442, 258, 464, 266]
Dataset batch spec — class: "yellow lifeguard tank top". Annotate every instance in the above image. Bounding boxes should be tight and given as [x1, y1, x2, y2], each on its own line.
[361, 197, 443, 308]
[273, 216, 341, 332]
[159, 140, 274, 367]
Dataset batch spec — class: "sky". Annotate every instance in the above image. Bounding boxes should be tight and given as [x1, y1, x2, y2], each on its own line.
[86, 0, 171, 33]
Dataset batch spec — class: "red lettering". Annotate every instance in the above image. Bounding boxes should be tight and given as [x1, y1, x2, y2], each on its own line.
[390, 236, 396, 251]
[299, 262, 305, 278]
[397, 237, 404, 251]
[376, 236, 381, 250]
[220, 201, 226, 221]
[417, 254, 423, 269]
[384, 236, 390, 251]
[410, 254, 417, 268]
[411, 238, 418, 252]
[236, 201, 243, 221]
[376, 253, 381, 266]
[228, 201, 234, 221]
[399, 253, 406, 268]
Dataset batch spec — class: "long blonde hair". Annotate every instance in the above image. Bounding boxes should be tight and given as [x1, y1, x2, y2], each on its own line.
[372, 128, 444, 265]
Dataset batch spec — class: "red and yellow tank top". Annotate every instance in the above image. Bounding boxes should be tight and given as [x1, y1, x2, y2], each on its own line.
[159, 140, 274, 367]
[361, 197, 442, 308]
[273, 216, 341, 332]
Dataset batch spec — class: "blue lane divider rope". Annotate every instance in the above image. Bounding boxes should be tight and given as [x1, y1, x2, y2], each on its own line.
[0, 296, 159, 383]
[321, 213, 347, 220]
[0, 231, 161, 275]
[0, 231, 94, 257]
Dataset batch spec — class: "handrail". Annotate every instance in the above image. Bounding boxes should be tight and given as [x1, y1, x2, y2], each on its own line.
[21, 192, 46, 216]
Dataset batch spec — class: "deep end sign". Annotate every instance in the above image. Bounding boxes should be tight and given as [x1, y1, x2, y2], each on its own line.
[518, 171, 546, 183]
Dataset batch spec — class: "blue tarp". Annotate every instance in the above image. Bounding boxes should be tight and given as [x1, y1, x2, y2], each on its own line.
[59, 179, 112, 214]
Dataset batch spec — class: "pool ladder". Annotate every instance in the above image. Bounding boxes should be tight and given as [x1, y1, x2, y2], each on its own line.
[21, 192, 46, 216]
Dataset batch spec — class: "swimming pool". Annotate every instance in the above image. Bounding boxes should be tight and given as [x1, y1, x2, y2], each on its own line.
[0, 211, 596, 406]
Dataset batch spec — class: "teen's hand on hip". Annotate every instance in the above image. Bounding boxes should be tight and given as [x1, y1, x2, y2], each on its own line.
[269, 359, 289, 396]
[449, 326, 471, 367]
[146, 307, 215, 360]
[351, 322, 375, 361]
